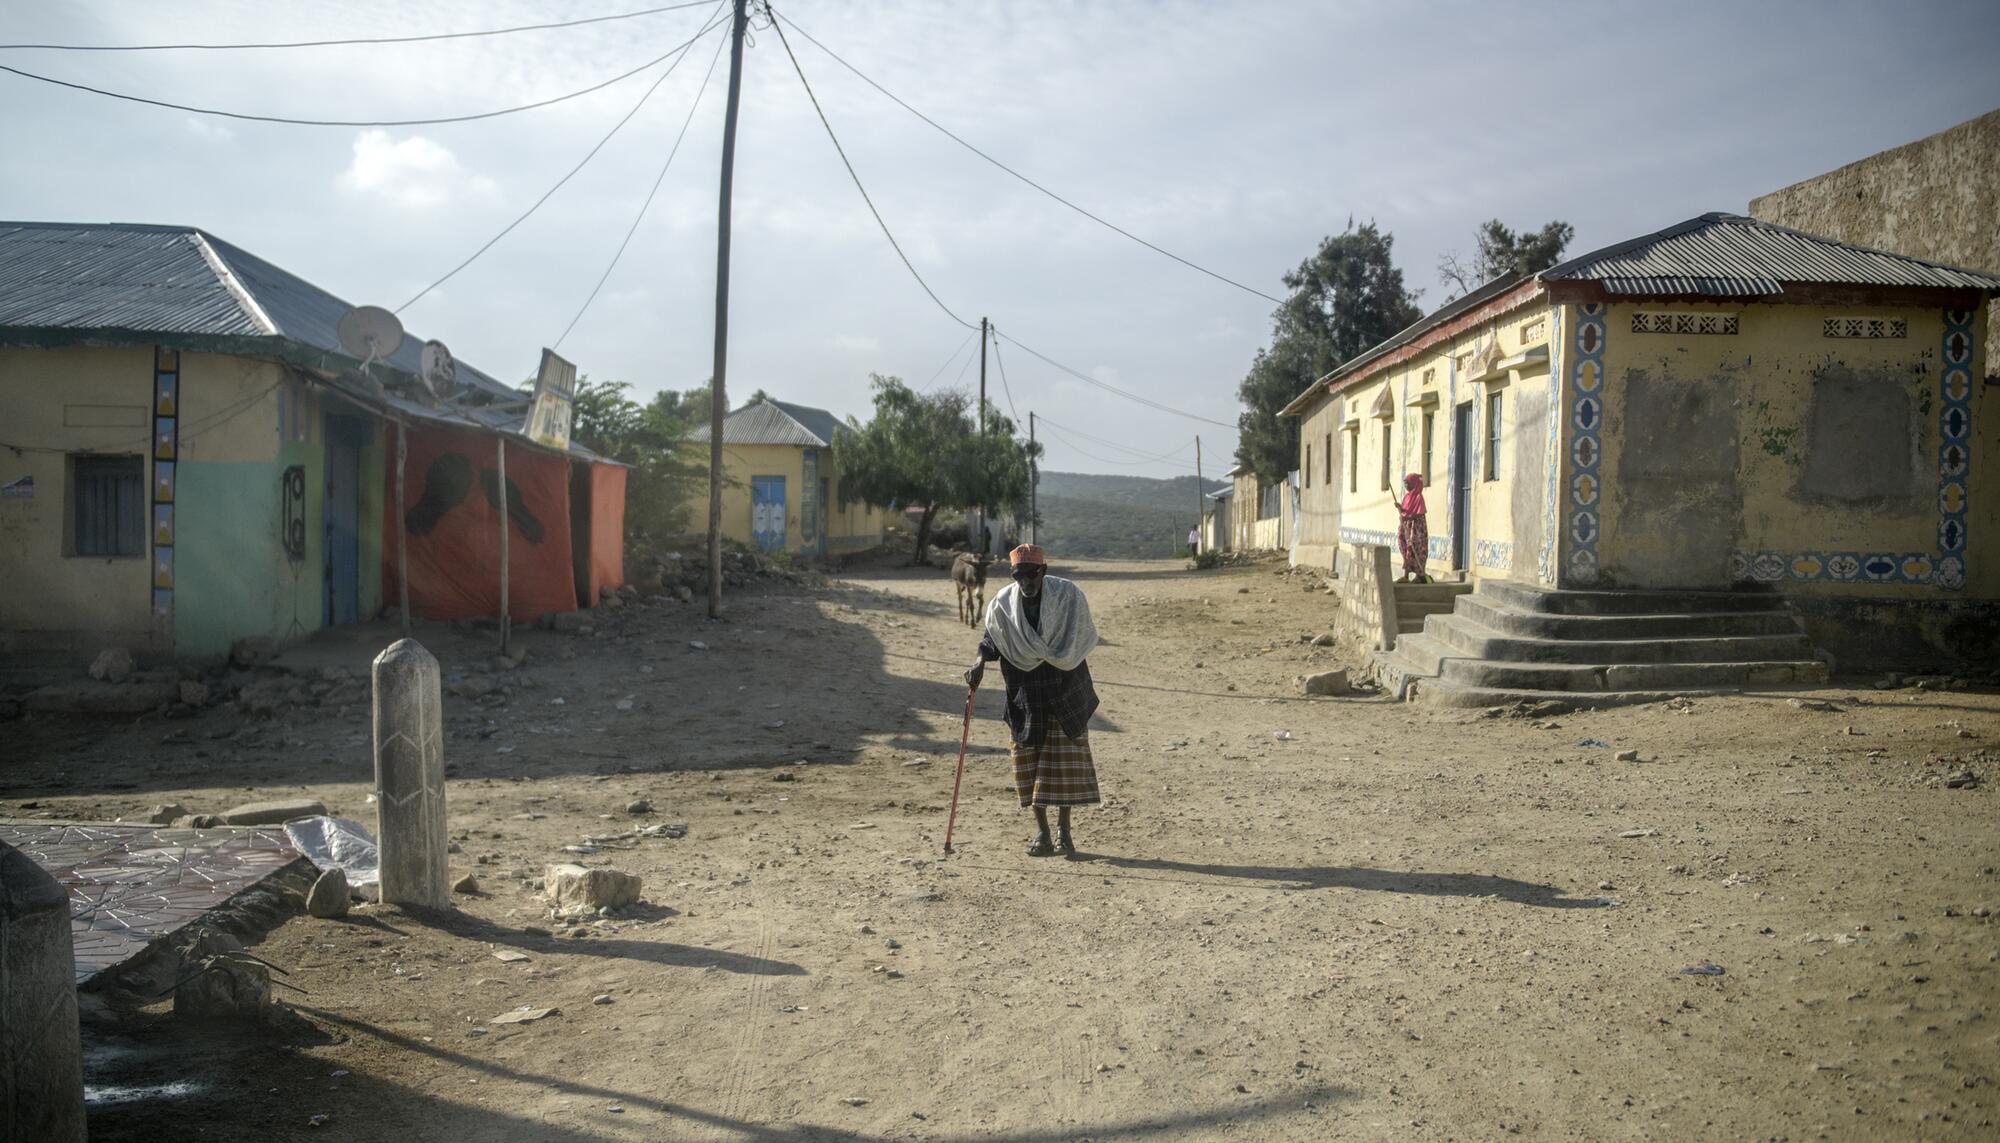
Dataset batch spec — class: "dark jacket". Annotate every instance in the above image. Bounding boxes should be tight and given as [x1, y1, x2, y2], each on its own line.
[977, 633, 1099, 748]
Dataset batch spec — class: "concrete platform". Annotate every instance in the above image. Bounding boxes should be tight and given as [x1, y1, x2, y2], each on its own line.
[0, 822, 305, 985]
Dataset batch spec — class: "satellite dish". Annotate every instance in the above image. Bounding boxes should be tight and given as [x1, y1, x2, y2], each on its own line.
[336, 305, 403, 372]
[419, 339, 457, 400]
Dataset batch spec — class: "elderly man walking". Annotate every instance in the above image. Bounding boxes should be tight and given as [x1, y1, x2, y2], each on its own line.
[964, 544, 1101, 856]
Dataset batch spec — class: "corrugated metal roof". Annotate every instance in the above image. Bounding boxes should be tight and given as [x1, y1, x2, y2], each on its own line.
[1540, 212, 2000, 295]
[706, 398, 846, 447]
[0, 221, 519, 402]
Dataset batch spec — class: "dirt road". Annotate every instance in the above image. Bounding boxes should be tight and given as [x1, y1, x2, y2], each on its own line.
[8, 556, 1998, 1140]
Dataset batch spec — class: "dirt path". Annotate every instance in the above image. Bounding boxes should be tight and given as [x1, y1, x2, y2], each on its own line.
[8, 556, 1998, 1140]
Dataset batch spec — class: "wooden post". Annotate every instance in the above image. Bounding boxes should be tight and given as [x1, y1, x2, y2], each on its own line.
[1028, 411, 1037, 546]
[396, 420, 410, 637]
[496, 435, 510, 657]
[707, 0, 750, 620]
[975, 316, 988, 553]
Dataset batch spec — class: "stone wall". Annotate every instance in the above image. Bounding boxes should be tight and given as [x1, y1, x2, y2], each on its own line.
[1749, 108, 2000, 378]
[1333, 542, 1397, 663]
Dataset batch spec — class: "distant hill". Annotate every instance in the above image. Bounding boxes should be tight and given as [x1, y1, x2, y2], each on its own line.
[1031, 471, 1226, 559]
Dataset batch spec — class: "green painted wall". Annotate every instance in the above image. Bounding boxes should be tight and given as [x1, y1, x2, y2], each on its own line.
[357, 431, 385, 620]
[172, 448, 324, 657]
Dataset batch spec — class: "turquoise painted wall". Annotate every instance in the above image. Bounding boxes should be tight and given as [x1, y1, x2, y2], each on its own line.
[172, 447, 324, 657]
[357, 431, 385, 621]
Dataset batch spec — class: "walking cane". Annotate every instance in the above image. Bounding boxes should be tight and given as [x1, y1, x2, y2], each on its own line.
[942, 685, 975, 855]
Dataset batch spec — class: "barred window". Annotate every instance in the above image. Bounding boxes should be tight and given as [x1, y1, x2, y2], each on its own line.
[72, 454, 145, 557]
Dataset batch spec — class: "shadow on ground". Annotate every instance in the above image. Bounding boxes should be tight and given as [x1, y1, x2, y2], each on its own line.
[987, 853, 1614, 908]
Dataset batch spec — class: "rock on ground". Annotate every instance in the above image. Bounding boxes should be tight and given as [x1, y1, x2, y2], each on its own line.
[218, 798, 327, 826]
[544, 864, 642, 913]
[88, 647, 135, 683]
[1298, 669, 1350, 696]
[306, 868, 351, 918]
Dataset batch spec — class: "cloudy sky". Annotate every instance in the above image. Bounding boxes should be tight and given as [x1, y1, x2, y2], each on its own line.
[5, 1, 1998, 478]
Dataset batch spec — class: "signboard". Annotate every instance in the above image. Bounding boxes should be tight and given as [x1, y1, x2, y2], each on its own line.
[525, 348, 577, 451]
[1, 474, 32, 499]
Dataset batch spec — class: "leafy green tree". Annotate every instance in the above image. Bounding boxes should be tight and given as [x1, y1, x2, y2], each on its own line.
[842, 375, 1040, 564]
[1236, 221, 1422, 484]
[565, 378, 714, 550]
[1437, 218, 1576, 299]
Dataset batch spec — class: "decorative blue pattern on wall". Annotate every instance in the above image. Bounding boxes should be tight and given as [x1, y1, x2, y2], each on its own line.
[1475, 539, 1512, 570]
[1728, 309, 1975, 590]
[1340, 527, 1396, 548]
[1539, 306, 1565, 584]
[1561, 303, 1606, 585]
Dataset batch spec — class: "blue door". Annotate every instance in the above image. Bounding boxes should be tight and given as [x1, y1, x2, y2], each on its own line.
[750, 476, 786, 551]
[323, 416, 366, 625]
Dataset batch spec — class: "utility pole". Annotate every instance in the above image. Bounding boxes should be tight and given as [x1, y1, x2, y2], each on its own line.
[705, 0, 750, 620]
[975, 316, 989, 554]
[1194, 435, 1203, 554]
[1027, 411, 1040, 547]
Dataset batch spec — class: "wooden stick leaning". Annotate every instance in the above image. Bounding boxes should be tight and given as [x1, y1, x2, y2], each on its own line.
[942, 686, 975, 855]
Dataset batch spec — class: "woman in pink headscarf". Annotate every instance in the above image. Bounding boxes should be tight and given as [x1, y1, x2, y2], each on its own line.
[1397, 474, 1429, 583]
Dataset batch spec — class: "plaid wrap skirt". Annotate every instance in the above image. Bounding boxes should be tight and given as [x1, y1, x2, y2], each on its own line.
[1013, 729, 1101, 807]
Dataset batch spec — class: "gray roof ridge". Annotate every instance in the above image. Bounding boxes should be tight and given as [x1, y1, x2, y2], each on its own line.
[1540, 210, 2000, 285]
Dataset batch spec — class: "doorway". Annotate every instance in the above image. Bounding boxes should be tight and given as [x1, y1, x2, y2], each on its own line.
[322, 415, 366, 625]
[569, 461, 592, 607]
[1450, 402, 1473, 571]
[750, 476, 786, 551]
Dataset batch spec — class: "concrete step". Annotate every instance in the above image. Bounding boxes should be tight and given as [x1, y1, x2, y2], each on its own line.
[1396, 598, 1459, 619]
[1397, 618, 1428, 635]
[1403, 677, 1739, 709]
[1422, 612, 1814, 665]
[1436, 656, 1829, 692]
[1392, 581, 1475, 605]
[1452, 595, 1806, 641]
[1477, 578, 1788, 616]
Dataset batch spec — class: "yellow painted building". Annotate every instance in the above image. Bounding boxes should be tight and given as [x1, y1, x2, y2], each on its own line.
[699, 399, 885, 556]
[1283, 213, 2000, 666]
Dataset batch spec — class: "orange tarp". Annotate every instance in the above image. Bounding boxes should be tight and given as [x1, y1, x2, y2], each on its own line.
[383, 426, 576, 620]
[587, 463, 626, 600]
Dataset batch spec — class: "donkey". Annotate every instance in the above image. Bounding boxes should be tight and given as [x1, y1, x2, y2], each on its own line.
[951, 552, 995, 627]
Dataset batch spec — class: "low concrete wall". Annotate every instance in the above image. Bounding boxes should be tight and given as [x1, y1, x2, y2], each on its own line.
[1790, 596, 2000, 675]
[1, 840, 86, 1142]
[1333, 543, 1397, 662]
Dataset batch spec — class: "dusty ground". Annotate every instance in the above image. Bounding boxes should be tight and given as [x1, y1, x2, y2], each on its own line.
[6, 555, 1999, 1141]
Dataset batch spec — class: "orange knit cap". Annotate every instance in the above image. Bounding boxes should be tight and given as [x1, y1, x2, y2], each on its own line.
[1008, 543, 1046, 567]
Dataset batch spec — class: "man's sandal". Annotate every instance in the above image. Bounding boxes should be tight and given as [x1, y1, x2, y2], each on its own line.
[1026, 834, 1055, 857]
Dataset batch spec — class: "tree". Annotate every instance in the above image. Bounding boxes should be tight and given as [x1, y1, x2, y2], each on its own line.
[841, 374, 1041, 564]
[1437, 218, 1576, 299]
[1235, 221, 1422, 484]
[565, 378, 714, 550]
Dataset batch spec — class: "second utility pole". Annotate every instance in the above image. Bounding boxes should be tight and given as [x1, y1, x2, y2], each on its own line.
[705, 0, 750, 620]
[976, 316, 989, 554]
[1195, 435, 1203, 553]
[1029, 410, 1037, 546]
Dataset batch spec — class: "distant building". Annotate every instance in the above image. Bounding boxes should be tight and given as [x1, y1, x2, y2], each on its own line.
[1282, 212, 1998, 669]
[0, 221, 625, 659]
[1751, 108, 1999, 379]
[693, 398, 884, 555]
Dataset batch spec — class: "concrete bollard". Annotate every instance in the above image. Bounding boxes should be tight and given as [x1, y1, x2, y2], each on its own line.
[1, 840, 87, 1143]
[372, 638, 449, 908]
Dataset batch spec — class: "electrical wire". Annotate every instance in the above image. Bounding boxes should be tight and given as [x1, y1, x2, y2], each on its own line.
[1035, 415, 1194, 464]
[989, 333, 1020, 423]
[915, 330, 977, 392]
[398, 5, 728, 314]
[1037, 420, 1201, 474]
[768, 14, 977, 331]
[772, 8, 1285, 307]
[0, 2, 714, 52]
[0, 11, 718, 129]
[993, 326, 1236, 429]
[553, 23, 729, 349]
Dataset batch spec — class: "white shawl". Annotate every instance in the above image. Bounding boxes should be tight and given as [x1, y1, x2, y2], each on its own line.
[983, 575, 1098, 673]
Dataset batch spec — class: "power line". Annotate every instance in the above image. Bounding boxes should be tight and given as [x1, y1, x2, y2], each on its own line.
[768, 13, 977, 331]
[992, 326, 1237, 429]
[1036, 415, 1194, 464]
[915, 330, 977, 392]
[399, 6, 728, 314]
[989, 333, 1020, 423]
[0, 2, 714, 52]
[0, 12, 716, 128]
[554, 23, 730, 349]
[772, 9, 1285, 307]
[1036, 420, 1202, 474]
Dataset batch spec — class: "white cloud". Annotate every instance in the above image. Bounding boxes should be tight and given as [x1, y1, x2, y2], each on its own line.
[834, 334, 881, 353]
[337, 130, 496, 210]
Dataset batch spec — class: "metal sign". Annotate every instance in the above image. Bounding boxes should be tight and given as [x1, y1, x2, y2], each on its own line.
[1, 474, 31, 499]
[525, 348, 577, 451]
